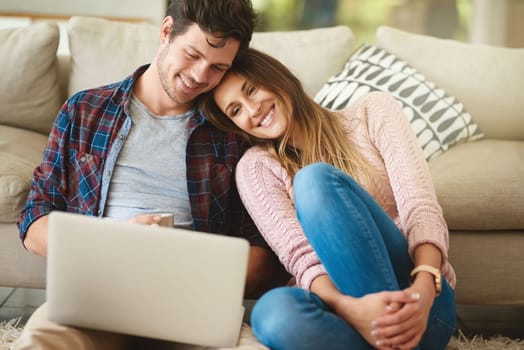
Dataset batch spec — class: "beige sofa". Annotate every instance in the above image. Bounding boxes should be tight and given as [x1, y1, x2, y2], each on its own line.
[1, 17, 523, 308]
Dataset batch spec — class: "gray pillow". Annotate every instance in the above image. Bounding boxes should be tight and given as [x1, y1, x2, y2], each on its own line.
[0, 22, 61, 135]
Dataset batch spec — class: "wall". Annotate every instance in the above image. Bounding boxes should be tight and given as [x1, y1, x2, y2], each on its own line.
[0, 0, 166, 24]
[470, 0, 524, 47]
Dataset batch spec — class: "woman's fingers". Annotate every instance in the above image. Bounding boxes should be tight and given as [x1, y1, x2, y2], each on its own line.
[382, 290, 421, 304]
[372, 300, 427, 349]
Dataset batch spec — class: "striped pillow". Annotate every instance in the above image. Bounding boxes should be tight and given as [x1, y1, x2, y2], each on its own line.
[314, 44, 483, 160]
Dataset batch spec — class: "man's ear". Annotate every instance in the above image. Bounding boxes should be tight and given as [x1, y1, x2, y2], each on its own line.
[159, 16, 174, 44]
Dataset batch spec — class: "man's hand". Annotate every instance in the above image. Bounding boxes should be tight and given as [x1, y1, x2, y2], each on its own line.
[128, 213, 164, 226]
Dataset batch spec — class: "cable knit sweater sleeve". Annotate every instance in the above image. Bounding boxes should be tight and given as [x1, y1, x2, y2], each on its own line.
[344, 91, 455, 287]
[235, 148, 327, 289]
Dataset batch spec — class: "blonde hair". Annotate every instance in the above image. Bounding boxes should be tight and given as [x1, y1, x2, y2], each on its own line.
[200, 48, 371, 185]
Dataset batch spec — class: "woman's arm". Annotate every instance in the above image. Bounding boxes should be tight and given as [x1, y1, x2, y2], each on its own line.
[235, 147, 327, 289]
[348, 92, 451, 348]
[349, 92, 452, 278]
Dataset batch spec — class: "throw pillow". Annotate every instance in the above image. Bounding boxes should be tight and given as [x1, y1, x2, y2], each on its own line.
[251, 25, 354, 97]
[0, 22, 62, 135]
[314, 44, 484, 160]
[68, 16, 158, 97]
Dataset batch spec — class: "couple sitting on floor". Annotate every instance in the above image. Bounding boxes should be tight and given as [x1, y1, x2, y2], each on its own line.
[14, 1, 456, 349]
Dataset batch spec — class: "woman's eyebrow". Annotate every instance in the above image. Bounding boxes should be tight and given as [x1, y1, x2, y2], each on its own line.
[225, 80, 248, 114]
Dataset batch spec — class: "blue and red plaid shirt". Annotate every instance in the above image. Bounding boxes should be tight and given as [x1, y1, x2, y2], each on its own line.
[18, 65, 265, 246]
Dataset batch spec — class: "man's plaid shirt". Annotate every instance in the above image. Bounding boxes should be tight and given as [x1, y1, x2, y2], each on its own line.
[18, 65, 265, 246]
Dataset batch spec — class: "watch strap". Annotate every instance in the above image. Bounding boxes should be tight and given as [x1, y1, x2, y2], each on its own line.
[410, 264, 442, 297]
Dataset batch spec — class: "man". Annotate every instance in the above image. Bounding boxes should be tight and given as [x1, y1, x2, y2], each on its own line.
[14, 1, 286, 349]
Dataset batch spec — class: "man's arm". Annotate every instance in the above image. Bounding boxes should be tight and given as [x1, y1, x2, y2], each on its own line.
[23, 215, 49, 257]
[244, 246, 290, 299]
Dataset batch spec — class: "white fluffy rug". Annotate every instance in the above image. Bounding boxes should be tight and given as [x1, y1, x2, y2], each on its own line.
[1, 318, 523, 349]
[0, 318, 22, 350]
[447, 329, 524, 350]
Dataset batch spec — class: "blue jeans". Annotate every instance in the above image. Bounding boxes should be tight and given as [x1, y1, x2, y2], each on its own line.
[251, 163, 456, 350]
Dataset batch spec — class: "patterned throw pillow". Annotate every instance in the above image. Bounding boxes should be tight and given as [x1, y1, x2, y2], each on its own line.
[314, 44, 484, 160]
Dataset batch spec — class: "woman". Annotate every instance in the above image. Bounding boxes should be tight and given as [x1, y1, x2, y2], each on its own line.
[200, 48, 456, 350]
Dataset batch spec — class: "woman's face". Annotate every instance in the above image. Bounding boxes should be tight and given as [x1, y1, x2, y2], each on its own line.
[213, 72, 288, 140]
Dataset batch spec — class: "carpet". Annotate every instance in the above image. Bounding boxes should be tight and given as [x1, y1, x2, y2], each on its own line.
[1, 317, 523, 349]
[0, 318, 22, 350]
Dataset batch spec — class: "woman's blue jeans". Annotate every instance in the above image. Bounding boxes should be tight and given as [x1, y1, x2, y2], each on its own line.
[250, 163, 456, 350]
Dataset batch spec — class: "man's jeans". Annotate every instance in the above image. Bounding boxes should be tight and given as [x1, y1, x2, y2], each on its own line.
[251, 163, 456, 350]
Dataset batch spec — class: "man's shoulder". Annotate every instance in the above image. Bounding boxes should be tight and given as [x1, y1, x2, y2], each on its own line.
[68, 82, 120, 104]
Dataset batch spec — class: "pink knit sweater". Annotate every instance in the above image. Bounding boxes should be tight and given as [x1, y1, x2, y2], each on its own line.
[235, 92, 456, 291]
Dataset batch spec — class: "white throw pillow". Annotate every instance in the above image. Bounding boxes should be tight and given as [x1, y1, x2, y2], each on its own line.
[251, 26, 354, 97]
[0, 22, 61, 134]
[68, 16, 158, 97]
[315, 44, 484, 160]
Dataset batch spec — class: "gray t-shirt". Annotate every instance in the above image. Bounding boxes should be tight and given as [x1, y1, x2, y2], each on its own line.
[104, 94, 193, 228]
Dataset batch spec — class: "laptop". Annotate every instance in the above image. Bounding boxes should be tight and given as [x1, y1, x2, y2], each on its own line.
[46, 211, 249, 347]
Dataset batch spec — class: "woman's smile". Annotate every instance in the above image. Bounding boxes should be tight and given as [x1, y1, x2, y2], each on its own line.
[258, 107, 274, 127]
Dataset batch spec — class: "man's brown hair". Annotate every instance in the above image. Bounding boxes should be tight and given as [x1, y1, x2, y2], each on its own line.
[167, 0, 257, 56]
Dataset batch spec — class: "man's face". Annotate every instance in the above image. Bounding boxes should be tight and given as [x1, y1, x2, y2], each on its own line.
[156, 18, 240, 109]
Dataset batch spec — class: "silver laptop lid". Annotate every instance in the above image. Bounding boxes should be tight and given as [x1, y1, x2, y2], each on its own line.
[46, 211, 249, 347]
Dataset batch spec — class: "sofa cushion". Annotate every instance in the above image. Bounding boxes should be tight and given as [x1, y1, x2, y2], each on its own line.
[0, 22, 62, 135]
[67, 16, 159, 96]
[428, 139, 524, 230]
[0, 125, 49, 223]
[376, 25, 524, 141]
[67, 16, 354, 98]
[250, 26, 354, 97]
[314, 44, 483, 160]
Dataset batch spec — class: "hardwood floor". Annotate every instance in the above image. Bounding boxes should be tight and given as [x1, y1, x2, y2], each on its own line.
[0, 287, 45, 325]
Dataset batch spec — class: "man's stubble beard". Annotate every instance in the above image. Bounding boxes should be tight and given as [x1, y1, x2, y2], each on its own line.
[156, 46, 194, 108]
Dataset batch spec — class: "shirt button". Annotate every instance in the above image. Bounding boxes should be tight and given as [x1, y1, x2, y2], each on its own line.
[119, 134, 125, 140]
[79, 155, 87, 163]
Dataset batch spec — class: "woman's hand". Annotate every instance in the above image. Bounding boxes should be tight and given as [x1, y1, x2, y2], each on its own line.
[370, 275, 436, 349]
[331, 290, 418, 349]
[309, 273, 435, 349]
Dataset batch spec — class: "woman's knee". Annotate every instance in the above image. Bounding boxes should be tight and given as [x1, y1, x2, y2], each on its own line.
[294, 163, 337, 215]
[250, 287, 318, 341]
[294, 163, 333, 196]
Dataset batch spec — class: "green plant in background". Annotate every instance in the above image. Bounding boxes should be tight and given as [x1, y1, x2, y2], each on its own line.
[253, 0, 300, 30]
[253, 0, 471, 48]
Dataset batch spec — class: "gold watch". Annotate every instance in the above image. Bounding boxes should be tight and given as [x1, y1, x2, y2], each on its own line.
[410, 265, 442, 297]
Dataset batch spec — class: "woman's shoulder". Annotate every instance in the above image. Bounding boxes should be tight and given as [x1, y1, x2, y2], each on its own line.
[237, 146, 290, 183]
[242, 145, 269, 157]
[337, 91, 407, 133]
[338, 91, 399, 116]
[239, 146, 281, 169]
